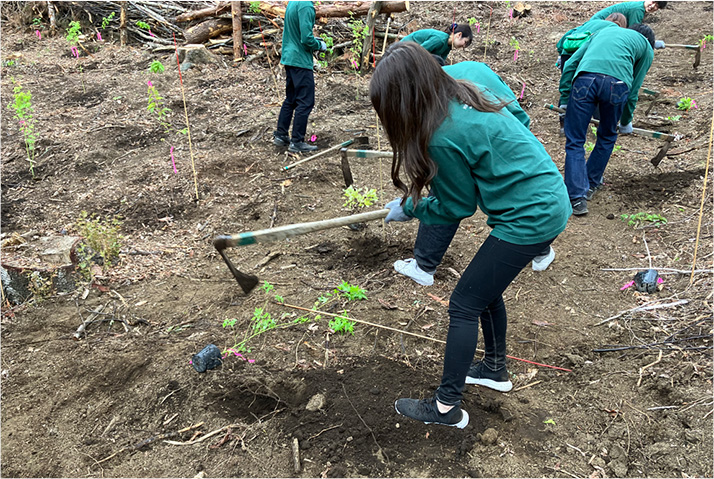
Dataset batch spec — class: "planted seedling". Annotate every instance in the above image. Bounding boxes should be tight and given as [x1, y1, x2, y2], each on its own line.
[248, 1, 261, 14]
[343, 185, 378, 210]
[666, 115, 682, 122]
[101, 12, 115, 30]
[75, 211, 123, 269]
[146, 80, 173, 133]
[7, 80, 38, 177]
[317, 34, 334, 68]
[620, 212, 667, 228]
[149, 60, 165, 74]
[699, 34, 713, 50]
[677, 97, 697, 111]
[329, 312, 355, 335]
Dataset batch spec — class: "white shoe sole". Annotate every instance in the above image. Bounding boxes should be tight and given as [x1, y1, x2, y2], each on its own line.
[394, 259, 434, 286]
[394, 402, 470, 429]
[465, 377, 513, 392]
[532, 247, 555, 271]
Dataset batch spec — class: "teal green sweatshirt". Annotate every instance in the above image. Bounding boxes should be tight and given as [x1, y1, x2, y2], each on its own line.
[591, 1, 645, 26]
[403, 98, 571, 245]
[556, 19, 620, 54]
[444, 61, 530, 129]
[559, 27, 653, 125]
[280, 1, 321, 70]
[401, 29, 451, 60]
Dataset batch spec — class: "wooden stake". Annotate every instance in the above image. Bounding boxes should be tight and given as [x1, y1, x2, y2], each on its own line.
[47, 1, 56, 36]
[231, 2, 243, 62]
[360, 1, 383, 69]
[690, 112, 713, 284]
[119, 1, 128, 47]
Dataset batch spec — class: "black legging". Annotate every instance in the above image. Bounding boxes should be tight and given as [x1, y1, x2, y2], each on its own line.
[435, 234, 556, 406]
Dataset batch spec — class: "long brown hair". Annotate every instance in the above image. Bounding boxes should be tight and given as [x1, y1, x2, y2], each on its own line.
[370, 42, 508, 206]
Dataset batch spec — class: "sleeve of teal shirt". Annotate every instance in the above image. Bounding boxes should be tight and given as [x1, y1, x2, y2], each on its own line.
[403, 146, 479, 224]
[298, 5, 320, 52]
[620, 47, 653, 126]
[558, 40, 589, 106]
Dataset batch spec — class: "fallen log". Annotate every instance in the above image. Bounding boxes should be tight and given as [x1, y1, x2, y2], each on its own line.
[257, 1, 407, 18]
[185, 18, 233, 44]
[175, 2, 231, 23]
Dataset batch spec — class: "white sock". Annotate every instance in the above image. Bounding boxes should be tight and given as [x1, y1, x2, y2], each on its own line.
[436, 400, 454, 414]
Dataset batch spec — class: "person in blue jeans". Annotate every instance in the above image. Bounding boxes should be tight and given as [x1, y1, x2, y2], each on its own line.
[559, 23, 655, 215]
[394, 59, 554, 287]
[273, 1, 327, 153]
[371, 42, 571, 428]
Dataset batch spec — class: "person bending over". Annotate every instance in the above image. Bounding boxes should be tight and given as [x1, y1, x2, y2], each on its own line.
[372, 42, 571, 428]
[401, 23, 473, 62]
[559, 24, 655, 216]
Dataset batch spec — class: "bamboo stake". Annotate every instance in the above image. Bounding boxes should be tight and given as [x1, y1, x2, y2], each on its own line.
[381, 16, 391, 53]
[482, 5, 492, 62]
[278, 302, 572, 372]
[173, 33, 199, 200]
[690, 112, 713, 284]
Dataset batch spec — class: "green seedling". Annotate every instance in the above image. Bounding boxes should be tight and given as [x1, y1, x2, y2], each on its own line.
[343, 185, 378, 209]
[149, 60, 165, 74]
[8, 80, 38, 177]
[468, 17, 478, 26]
[318, 34, 334, 67]
[613, 145, 622, 153]
[509, 37, 520, 50]
[699, 34, 713, 50]
[101, 12, 115, 30]
[248, 1, 261, 14]
[32, 17, 42, 28]
[677, 97, 697, 111]
[620, 212, 668, 228]
[337, 281, 367, 301]
[4, 60, 16, 67]
[666, 115, 682, 122]
[543, 418, 556, 426]
[146, 80, 173, 133]
[584, 141, 595, 153]
[136, 20, 151, 30]
[329, 312, 355, 335]
[66, 20, 82, 44]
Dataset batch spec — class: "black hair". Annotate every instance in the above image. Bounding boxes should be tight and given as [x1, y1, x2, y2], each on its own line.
[629, 23, 655, 49]
[446, 23, 473, 41]
[655, 1, 667, 8]
[431, 54, 446, 67]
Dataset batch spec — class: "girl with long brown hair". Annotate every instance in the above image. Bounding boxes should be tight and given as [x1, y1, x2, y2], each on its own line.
[372, 42, 571, 428]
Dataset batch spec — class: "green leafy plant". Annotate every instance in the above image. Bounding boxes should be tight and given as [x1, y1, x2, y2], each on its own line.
[248, 1, 261, 14]
[698, 34, 713, 50]
[348, 18, 369, 69]
[317, 33, 335, 67]
[32, 17, 43, 28]
[65, 20, 82, 44]
[666, 114, 682, 122]
[146, 80, 172, 133]
[4, 59, 16, 67]
[613, 145, 622, 154]
[467, 17, 479, 26]
[509, 37, 520, 50]
[584, 141, 595, 153]
[337, 281, 367, 301]
[620, 212, 668, 228]
[101, 12, 116, 30]
[75, 211, 123, 269]
[149, 60, 165, 74]
[27, 271, 53, 302]
[329, 312, 355, 335]
[343, 185, 378, 209]
[136, 20, 151, 30]
[8, 80, 38, 177]
[677, 97, 697, 111]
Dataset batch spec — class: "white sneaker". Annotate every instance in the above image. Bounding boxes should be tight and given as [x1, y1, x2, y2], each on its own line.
[394, 258, 434, 286]
[532, 246, 555, 272]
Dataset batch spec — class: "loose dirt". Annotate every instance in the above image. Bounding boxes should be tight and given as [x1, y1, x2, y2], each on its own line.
[1, 2, 712, 477]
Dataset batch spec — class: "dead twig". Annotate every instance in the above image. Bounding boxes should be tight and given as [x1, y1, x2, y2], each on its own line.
[98, 422, 204, 464]
[637, 350, 664, 386]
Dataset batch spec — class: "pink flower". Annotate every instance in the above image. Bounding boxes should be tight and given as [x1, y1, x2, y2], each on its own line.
[147, 80, 153, 87]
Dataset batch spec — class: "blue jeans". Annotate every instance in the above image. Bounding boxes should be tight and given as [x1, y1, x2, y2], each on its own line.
[563, 73, 629, 200]
[276, 66, 315, 143]
[435, 235, 556, 406]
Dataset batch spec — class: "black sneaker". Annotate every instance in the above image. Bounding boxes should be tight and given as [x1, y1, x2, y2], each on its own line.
[586, 184, 602, 201]
[394, 396, 469, 429]
[465, 361, 513, 392]
[571, 198, 588, 216]
[273, 133, 289, 147]
[288, 141, 318, 153]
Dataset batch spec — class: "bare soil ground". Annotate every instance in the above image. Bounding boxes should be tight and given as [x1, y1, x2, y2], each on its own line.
[1, 2, 713, 478]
